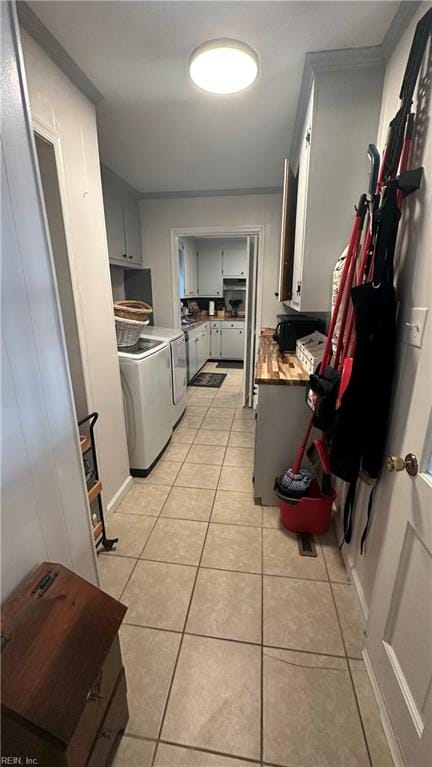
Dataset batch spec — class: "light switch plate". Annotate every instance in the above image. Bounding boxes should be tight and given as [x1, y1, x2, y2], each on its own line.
[403, 307, 428, 348]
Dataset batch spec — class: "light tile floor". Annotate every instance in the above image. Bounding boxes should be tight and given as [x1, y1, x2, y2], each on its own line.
[99, 364, 393, 767]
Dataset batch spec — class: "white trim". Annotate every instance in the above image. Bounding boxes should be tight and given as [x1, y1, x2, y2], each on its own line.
[382, 2, 422, 61]
[334, 511, 369, 622]
[289, 45, 383, 171]
[170, 224, 264, 404]
[106, 475, 133, 518]
[140, 187, 281, 200]
[17, 1, 103, 103]
[363, 649, 405, 767]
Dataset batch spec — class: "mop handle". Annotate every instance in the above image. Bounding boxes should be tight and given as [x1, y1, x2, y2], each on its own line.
[320, 199, 366, 372]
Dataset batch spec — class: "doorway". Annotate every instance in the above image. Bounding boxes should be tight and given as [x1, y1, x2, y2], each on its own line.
[34, 132, 88, 420]
[171, 227, 263, 407]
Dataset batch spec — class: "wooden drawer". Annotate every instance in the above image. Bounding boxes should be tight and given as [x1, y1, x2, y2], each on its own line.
[221, 321, 244, 329]
[210, 321, 221, 328]
[87, 670, 128, 767]
[67, 637, 122, 766]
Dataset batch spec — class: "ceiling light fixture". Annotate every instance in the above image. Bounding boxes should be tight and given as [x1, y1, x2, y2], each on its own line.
[189, 39, 258, 95]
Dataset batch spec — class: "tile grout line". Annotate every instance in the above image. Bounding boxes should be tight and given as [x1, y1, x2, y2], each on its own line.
[322, 541, 374, 767]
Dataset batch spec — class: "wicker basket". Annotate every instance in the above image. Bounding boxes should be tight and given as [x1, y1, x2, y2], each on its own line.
[115, 316, 147, 348]
[114, 300, 152, 322]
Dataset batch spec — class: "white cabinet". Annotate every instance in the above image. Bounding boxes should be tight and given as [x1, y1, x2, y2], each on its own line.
[123, 197, 142, 267]
[186, 322, 210, 380]
[222, 243, 247, 278]
[185, 248, 198, 296]
[102, 166, 142, 269]
[104, 191, 127, 266]
[220, 322, 244, 360]
[186, 336, 198, 381]
[210, 322, 222, 359]
[197, 245, 223, 297]
[180, 239, 198, 297]
[287, 53, 383, 312]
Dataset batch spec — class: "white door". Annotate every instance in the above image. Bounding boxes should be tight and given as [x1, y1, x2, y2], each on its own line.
[366, 98, 432, 762]
[197, 246, 223, 297]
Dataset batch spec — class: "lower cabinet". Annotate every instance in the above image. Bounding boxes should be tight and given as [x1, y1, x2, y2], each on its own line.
[210, 325, 221, 359]
[186, 322, 210, 380]
[220, 326, 244, 360]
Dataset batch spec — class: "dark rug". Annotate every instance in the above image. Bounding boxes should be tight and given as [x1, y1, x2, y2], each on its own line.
[190, 372, 227, 388]
[217, 361, 244, 369]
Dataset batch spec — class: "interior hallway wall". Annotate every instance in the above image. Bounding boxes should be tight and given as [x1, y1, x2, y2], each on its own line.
[337, 1, 432, 614]
[20, 29, 131, 511]
[1, 3, 97, 598]
[139, 193, 282, 328]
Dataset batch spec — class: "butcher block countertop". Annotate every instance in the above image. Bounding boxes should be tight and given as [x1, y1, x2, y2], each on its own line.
[255, 329, 309, 386]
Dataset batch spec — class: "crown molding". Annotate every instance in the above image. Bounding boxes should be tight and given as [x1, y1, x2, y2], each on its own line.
[382, 1, 422, 61]
[139, 186, 282, 200]
[289, 45, 384, 172]
[17, 1, 103, 104]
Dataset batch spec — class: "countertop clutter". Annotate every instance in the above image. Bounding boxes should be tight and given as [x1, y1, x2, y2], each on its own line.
[182, 311, 245, 332]
[255, 329, 309, 385]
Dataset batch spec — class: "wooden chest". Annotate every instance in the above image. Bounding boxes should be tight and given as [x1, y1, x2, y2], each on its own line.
[1, 562, 128, 766]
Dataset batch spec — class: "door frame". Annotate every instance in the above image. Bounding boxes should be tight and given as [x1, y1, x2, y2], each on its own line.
[170, 224, 264, 403]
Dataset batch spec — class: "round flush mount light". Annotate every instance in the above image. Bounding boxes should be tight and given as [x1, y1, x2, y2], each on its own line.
[189, 39, 258, 94]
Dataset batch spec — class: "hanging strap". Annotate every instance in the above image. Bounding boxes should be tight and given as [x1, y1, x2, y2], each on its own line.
[343, 480, 357, 544]
[373, 180, 400, 286]
[360, 485, 376, 554]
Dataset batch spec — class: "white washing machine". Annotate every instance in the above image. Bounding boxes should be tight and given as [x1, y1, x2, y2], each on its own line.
[140, 327, 187, 427]
[119, 337, 172, 475]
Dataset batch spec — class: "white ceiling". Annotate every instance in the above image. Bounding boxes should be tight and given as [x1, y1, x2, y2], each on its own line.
[28, 1, 399, 194]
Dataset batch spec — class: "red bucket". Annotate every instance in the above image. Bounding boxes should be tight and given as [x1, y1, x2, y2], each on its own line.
[276, 480, 336, 535]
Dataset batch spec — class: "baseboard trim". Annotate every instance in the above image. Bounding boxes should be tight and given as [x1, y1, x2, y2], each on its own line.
[363, 649, 405, 767]
[106, 475, 133, 518]
[334, 511, 369, 622]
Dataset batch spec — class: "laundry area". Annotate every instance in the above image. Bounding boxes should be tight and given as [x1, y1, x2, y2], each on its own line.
[2, 2, 432, 767]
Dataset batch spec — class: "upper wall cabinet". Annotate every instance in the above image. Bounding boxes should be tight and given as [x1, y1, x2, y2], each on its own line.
[197, 243, 223, 297]
[285, 51, 384, 312]
[101, 166, 142, 268]
[222, 242, 247, 278]
[179, 239, 198, 298]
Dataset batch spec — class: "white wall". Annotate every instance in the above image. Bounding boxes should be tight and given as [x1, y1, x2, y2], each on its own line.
[1, 3, 97, 599]
[337, 2, 432, 613]
[140, 194, 282, 328]
[21, 29, 131, 511]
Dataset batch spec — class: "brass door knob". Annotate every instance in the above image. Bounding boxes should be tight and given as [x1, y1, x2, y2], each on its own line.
[386, 453, 418, 476]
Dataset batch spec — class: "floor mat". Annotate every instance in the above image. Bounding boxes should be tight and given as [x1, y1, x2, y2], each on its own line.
[190, 372, 227, 388]
[216, 361, 244, 369]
